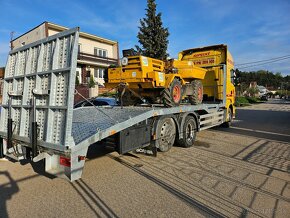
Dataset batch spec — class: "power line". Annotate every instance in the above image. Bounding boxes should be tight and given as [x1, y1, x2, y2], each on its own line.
[237, 56, 290, 69]
[235, 54, 290, 66]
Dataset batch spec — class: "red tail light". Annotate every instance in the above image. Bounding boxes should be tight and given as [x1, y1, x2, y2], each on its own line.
[60, 156, 71, 167]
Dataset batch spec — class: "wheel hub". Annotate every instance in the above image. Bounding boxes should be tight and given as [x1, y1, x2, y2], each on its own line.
[186, 123, 194, 143]
[160, 121, 175, 146]
[197, 87, 203, 101]
[172, 85, 181, 103]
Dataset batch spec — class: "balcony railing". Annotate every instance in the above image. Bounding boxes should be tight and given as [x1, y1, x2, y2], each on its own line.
[77, 52, 118, 66]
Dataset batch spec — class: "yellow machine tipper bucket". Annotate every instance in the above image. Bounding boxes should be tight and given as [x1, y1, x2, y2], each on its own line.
[106, 56, 166, 89]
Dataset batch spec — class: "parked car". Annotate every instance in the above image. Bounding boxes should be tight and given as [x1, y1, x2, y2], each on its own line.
[260, 94, 268, 101]
[74, 97, 119, 108]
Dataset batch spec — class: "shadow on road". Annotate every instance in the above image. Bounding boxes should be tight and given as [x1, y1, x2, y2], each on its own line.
[71, 179, 119, 218]
[215, 126, 290, 143]
[214, 108, 290, 142]
[0, 171, 19, 218]
[86, 141, 117, 160]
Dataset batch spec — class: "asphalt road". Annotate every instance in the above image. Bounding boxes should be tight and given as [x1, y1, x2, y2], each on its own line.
[0, 99, 289, 218]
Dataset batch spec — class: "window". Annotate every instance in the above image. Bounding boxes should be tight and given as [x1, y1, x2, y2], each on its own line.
[94, 69, 98, 78]
[94, 68, 105, 79]
[94, 48, 107, 58]
[78, 44, 81, 53]
[76, 70, 82, 84]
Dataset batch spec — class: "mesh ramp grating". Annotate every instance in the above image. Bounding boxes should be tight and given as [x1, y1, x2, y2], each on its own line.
[72, 106, 153, 145]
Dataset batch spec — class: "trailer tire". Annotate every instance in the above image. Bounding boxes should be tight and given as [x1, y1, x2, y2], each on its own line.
[189, 80, 203, 105]
[156, 117, 176, 152]
[177, 116, 197, 148]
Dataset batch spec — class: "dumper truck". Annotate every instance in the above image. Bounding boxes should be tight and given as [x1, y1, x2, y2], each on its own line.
[0, 28, 235, 181]
[105, 52, 207, 107]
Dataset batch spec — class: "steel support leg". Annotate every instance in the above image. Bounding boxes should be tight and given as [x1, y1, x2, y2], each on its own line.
[7, 98, 13, 149]
[0, 137, 4, 158]
[31, 97, 38, 158]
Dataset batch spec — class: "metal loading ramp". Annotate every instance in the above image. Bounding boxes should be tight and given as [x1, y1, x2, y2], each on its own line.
[72, 106, 153, 147]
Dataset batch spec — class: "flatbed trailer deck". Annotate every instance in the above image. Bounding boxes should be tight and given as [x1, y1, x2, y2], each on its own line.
[0, 28, 233, 181]
[72, 103, 224, 149]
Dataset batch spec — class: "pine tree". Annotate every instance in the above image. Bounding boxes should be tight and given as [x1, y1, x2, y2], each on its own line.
[136, 0, 169, 60]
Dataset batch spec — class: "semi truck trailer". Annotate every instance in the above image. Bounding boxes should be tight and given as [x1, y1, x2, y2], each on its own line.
[0, 28, 235, 181]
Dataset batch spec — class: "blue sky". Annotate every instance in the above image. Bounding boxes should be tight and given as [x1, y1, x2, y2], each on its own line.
[0, 0, 289, 75]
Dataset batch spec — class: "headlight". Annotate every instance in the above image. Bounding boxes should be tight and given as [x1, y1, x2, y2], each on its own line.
[121, 57, 128, 66]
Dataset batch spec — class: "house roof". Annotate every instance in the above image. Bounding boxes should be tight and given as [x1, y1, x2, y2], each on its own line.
[11, 21, 118, 45]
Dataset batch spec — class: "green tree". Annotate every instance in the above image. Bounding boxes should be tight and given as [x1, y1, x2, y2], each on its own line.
[237, 70, 288, 90]
[246, 87, 259, 97]
[136, 0, 169, 60]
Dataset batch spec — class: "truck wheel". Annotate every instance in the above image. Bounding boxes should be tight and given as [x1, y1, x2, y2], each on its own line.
[177, 116, 197, 148]
[222, 108, 233, 128]
[161, 78, 182, 107]
[189, 80, 203, 105]
[156, 117, 176, 152]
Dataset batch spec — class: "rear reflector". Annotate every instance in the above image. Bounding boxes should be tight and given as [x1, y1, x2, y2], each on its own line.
[60, 156, 71, 167]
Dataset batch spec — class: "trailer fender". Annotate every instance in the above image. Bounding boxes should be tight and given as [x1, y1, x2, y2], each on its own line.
[164, 74, 185, 88]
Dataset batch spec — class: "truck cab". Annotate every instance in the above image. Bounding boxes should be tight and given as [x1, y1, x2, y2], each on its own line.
[178, 44, 236, 124]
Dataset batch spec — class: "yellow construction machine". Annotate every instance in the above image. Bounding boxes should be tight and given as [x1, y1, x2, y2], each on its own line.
[105, 49, 207, 106]
[105, 44, 235, 116]
[178, 44, 236, 119]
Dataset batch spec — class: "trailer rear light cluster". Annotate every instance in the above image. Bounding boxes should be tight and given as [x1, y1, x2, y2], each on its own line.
[60, 156, 71, 167]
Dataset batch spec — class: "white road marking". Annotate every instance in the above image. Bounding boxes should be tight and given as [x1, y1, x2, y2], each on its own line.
[231, 126, 290, 137]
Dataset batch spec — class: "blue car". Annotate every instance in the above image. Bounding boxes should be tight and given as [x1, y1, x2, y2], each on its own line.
[74, 97, 119, 108]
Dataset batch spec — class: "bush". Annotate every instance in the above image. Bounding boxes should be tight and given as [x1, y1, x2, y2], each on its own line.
[246, 87, 259, 97]
[235, 96, 250, 107]
[75, 75, 80, 86]
[88, 76, 95, 88]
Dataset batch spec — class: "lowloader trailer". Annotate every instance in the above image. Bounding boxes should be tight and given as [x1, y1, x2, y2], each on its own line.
[0, 28, 235, 181]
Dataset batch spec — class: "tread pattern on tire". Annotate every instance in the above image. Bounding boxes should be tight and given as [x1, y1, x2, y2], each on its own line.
[176, 116, 196, 148]
[189, 80, 203, 105]
[119, 90, 142, 106]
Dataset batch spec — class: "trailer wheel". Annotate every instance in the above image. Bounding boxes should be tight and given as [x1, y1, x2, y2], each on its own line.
[177, 116, 197, 148]
[189, 80, 203, 105]
[156, 117, 176, 152]
[161, 78, 182, 107]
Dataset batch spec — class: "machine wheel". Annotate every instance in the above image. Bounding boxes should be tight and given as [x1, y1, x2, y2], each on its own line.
[177, 116, 197, 148]
[161, 78, 182, 107]
[156, 117, 176, 152]
[222, 108, 233, 128]
[189, 80, 203, 105]
[119, 90, 142, 106]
